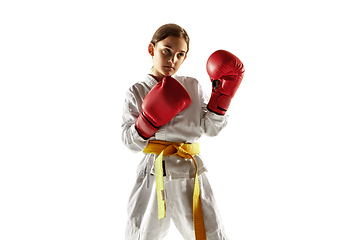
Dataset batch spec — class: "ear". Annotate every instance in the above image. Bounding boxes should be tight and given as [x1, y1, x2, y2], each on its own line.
[148, 43, 155, 57]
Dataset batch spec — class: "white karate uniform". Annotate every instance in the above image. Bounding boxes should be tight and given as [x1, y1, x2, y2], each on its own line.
[122, 74, 229, 240]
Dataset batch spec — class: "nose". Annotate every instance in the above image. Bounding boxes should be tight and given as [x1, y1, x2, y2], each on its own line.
[168, 54, 176, 64]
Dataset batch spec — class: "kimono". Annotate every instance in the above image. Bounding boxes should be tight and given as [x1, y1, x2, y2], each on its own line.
[122, 74, 229, 240]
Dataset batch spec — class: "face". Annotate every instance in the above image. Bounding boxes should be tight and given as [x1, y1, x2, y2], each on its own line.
[149, 36, 187, 81]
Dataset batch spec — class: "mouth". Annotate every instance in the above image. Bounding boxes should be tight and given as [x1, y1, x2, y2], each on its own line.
[164, 66, 174, 70]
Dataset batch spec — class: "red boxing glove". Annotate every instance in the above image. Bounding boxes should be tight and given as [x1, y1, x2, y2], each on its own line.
[135, 76, 192, 139]
[206, 50, 245, 115]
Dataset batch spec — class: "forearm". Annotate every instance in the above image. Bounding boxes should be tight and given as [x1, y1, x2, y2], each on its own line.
[201, 109, 229, 137]
[122, 123, 149, 152]
[121, 91, 149, 152]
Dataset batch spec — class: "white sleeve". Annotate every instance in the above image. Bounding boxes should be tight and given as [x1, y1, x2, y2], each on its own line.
[200, 84, 229, 137]
[121, 89, 149, 152]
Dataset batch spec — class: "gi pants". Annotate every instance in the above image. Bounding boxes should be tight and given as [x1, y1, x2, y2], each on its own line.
[125, 172, 228, 240]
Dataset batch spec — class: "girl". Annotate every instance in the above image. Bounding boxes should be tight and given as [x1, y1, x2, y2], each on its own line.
[122, 23, 244, 240]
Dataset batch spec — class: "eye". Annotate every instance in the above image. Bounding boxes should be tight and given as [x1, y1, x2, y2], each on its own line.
[178, 53, 185, 58]
[164, 48, 171, 54]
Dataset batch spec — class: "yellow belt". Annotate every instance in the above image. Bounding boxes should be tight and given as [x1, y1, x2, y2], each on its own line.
[143, 140, 206, 240]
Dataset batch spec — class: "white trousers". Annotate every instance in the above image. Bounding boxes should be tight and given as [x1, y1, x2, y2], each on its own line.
[125, 173, 228, 240]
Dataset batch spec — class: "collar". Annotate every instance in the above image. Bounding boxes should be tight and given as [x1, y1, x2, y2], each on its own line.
[145, 74, 158, 86]
[145, 74, 179, 86]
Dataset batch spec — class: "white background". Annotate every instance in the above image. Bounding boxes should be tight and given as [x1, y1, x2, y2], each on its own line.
[1, 0, 359, 239]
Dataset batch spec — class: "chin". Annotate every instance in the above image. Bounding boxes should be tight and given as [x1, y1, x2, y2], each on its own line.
[162, 68, 176, 76]
[162, 72, 173, 77]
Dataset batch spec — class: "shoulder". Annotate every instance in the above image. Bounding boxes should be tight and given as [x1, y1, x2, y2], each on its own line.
[174, 75, 199, 84]
[173, 75, 201, 90]
[172, 75, 207, 101]
[126, 75, 157, 98]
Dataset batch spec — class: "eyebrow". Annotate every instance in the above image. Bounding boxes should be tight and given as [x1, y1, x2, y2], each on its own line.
[164, 45, 186, 53]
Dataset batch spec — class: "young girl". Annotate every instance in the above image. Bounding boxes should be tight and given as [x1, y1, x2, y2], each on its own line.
[122, 23, 244, 240]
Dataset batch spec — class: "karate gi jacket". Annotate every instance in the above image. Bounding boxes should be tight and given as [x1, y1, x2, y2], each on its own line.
[121, 74, 228, 180]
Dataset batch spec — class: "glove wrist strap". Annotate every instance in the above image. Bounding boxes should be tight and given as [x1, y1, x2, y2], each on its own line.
[207, 91, 232, 115]
[135, 113, 158, 139]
